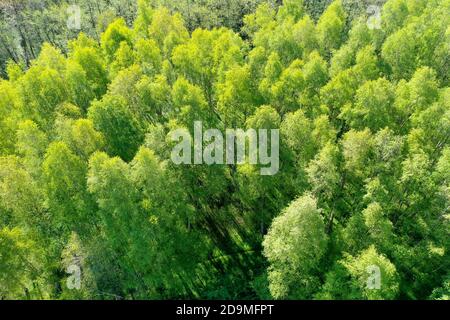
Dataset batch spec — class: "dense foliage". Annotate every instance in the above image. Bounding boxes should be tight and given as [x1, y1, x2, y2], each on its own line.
[0, 0, 385, 75]
[1, 0, 270, 75]
[0, 0, 449, 300]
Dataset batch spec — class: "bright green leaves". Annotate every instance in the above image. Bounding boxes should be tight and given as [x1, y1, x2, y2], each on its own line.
[0, 227, 42, 299]
[343, 246, 399, 299]
[329, 17, 379, 78]
[0, 80, 20, 154]
[101, 18, 133, 62]
[341, 78, 396, 131]
[246, 105, 281, 130]
[64, 119, 105, 159]
[43, 142, 93, 230]
[270, 59, 305, 114]
[382, 0, 449, 82]
[316, 0, 346, 57]
[306, 143, 340, 202]
[69, 34, 108, 98]
[277, 0, 305, 22]
[134, 38, 162, 76]
[263, 194, 328, 299]
[363, 203, 394, 247]
[135, 74, 172, 122]
[342, 129, 374, 179]
[88, 95, 144, 162]
[134, 0, 154, 38]
[247, 1, 315, 64]
[110, 42, 135, 78]
[18, 63, 67, 130]
[172, 27, 244, 102]
[65, 59, 95, 112]
[381, 0, 409, 34]
[302, 51, 328, 94]
[170, 77, 213, 128]
[321, 45, 379, 120]
[0, 0, 448, 301]
[0, 156, 44, 224]
[218, 65, 261, 127]
[281, 109, 316, 165]
[406, 67, 440, 113]
[16, 120, 48, 176]
[243, 3, 277, 39]
[86, 147, 204, 298]
[382, 25, 417, 80]
[292, 15, 318, 58]
[320, 246, 399, 300]
[148, 7, 189, 56]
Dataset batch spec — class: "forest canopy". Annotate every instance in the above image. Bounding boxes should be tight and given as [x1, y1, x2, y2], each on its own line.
[0, 0, 449, 300]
